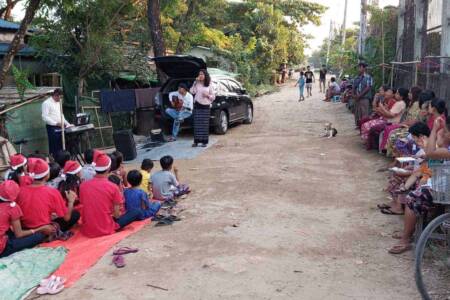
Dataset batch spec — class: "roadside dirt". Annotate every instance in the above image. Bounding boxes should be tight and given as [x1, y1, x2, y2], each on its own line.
[43, 84, 419, 300]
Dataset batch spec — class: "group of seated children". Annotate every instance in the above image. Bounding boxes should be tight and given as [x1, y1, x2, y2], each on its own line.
[0, 149, 190, 258]
[330, 82, 450, 255]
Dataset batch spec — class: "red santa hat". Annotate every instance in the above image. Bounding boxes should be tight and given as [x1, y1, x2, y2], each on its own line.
[9, 154, 27, 170]
[93, 150, 111, 172]
[63, 160, 82, 175]
[27, 158, 50, 180]
[0, 180, 20, 207]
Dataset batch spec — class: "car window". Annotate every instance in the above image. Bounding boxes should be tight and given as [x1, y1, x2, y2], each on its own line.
[217, 82, 229, 94]
[230, 80, 243, 91]
[227, 80, 241, 93]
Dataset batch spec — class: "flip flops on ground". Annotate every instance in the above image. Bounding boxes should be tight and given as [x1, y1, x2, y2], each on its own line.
[380, 208, 404, 215]
[37, 275, 65, 295]
[388, 244, 412, 254]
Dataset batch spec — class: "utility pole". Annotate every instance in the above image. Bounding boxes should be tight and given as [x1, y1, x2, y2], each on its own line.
[326, 20, 333, 67]
[358, 0, 368, 57]
[341, 0, 348, 47]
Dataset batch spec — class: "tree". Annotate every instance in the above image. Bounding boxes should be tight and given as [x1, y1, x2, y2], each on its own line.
[0, 0, 22, 20]
[31, 0, 134, 96]
[148, 0, 165, 57]
[0, 0, 41, 89]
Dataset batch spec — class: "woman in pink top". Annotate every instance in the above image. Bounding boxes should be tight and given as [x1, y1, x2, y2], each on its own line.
[190, 69, 216, 147]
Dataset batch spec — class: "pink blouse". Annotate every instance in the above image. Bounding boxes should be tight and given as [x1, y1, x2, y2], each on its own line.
[190, 82, 216, 105]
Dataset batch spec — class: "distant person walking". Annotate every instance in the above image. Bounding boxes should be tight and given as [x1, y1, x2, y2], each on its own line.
[319, 65, 327, 93]
[304, 66, 315, 97]
[353, 62, 373, 128]
[190, 69, 216, 147]
[294, 71, 306, 101]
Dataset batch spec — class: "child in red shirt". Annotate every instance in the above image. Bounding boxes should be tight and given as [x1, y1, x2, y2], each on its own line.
[16, 158, 80, 232]
[0, 180, 54, 258]
[6, 154, 33, 187]
[80, 151, 140, 238]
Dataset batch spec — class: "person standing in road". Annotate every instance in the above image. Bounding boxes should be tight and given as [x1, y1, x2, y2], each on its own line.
[319, 65, 327, 93]
[352, 62, 373, 128]
[304, 66, 315, 97]
[190, 69, 216, 147]
[41, 89, 73, 158]
[294, 71, 306, 101]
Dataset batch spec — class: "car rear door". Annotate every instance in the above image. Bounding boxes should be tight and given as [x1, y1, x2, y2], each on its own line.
[219, 79, 241, 122]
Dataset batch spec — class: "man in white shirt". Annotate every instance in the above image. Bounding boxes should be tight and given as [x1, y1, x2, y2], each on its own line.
[324, 77, 341, 102]
[165, 83, 193, 141]
[41, 89, 73, 157]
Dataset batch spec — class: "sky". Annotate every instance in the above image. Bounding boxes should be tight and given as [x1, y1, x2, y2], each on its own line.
[303, 0, 399, 56]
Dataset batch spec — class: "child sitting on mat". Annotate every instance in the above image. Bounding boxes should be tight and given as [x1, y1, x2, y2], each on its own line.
[139, 159, 153, 197]
[124, 170, 161, 220]
[17, 158, 80, 233]
[0, 180, 55, 258]
[151, 155, 190, 201]
[79, 151, 140, 238]
[6, 154, 33, 187]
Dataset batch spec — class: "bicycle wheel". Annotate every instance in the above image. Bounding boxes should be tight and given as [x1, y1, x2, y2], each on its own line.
[415, 213, 450, 300]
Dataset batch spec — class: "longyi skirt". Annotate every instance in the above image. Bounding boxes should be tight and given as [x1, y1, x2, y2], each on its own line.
[193, 102, 210, 144]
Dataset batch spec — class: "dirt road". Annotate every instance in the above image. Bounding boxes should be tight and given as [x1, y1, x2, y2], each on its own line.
[46, 84, 419, 299]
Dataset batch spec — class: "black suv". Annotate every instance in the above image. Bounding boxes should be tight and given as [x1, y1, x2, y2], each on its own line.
[153, 55, 253, 135]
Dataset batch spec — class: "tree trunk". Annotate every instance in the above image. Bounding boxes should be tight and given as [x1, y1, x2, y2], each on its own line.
[0, 0, 41, 89]
[147, 0, 165, 57]
[77, 77, 84, 98]
[0, 0, 21, 20]
[175, 0, 196, 54]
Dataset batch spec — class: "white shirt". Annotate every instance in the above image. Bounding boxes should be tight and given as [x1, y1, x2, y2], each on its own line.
[330, 82, 340, 93]
[168, 91, 194, 111]
[42, 97, 69, 126]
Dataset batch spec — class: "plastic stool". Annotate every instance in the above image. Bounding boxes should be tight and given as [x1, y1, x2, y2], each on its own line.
[332, 95, 341, 103]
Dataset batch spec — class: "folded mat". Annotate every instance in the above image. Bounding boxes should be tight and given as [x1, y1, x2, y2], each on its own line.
[42, 220, 150, 287]
[0, 247, 67, 300]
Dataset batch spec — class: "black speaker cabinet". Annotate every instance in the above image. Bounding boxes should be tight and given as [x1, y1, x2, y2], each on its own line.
[113, 130, 137, 161]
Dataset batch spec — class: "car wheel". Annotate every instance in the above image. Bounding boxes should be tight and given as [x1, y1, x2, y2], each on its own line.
[243, 104, 253, 124]
[215, 110, 228, 134]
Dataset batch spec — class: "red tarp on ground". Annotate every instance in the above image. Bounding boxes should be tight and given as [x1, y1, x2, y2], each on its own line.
[41, 220, 150, 287]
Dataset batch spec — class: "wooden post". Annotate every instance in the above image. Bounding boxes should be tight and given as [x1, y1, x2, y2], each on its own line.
[390, 64, 394, 88]
[414, 63, 418, 86]
[60, 97, 65, 150]
[381, 9, 385, 84]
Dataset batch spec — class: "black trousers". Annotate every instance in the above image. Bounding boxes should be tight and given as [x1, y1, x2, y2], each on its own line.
[46, 124, 63, 157]
[54, 210, 80, 232]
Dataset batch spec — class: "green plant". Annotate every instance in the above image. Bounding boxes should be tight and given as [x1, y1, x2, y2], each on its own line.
[11, 65, 35, 100]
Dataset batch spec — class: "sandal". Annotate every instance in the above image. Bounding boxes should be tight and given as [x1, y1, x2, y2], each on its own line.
[37, 276, 65, 295]
[112, 254, 125, 268]
[388, 244, 412, 254]
[391, 231, 402, 239]
[167, 215, 181, 222]
[113, 247, 139, 256]
[155, 218, 174, 227]
[377, 204, 391, 210]
[380, 208, 404, 215]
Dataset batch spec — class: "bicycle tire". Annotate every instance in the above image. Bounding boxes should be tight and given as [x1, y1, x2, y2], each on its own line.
[414, 212, 450, 300]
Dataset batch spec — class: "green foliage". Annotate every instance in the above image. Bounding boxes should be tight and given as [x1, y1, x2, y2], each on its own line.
[311, 5, 397, 88]
[11, 65, 35, 100]
[159, 0, 325, 88]
[30, 0, 151, 93]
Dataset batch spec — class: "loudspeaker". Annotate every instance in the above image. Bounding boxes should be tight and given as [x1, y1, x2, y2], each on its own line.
[113, 130, 137, 161]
